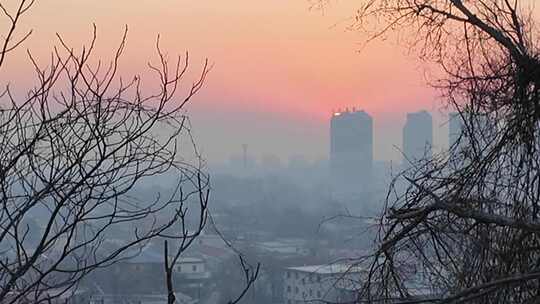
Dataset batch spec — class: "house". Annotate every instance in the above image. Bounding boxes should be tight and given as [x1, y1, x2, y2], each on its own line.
[283, 263, 362, 304]
[5, 287, 90, 304]
[173, 257, 210, 280]
[256, 238, 310, 257]
[88, 292, 197, 304]
[91, 243, 211, 300]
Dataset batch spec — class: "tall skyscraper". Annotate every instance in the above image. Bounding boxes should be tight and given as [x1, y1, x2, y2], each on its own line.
[330, 109, 373, 194]
[403, 110, 433, 162]
[449, 112, 464, 149]
[449, 111, 490, 156]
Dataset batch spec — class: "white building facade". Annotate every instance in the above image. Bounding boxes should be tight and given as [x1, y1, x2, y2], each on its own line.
[283, 264, 361, 304]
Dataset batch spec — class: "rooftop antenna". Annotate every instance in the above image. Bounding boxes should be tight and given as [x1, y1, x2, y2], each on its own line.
[242, 144, 248, 168]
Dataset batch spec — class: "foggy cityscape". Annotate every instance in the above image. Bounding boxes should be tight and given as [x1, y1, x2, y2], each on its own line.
[0, 0, 539, 304]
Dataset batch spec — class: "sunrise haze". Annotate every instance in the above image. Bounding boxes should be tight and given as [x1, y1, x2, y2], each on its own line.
[0, 0, 444, 163]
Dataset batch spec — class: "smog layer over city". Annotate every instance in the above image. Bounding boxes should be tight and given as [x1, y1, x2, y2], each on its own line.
[0, 1, 539, 303]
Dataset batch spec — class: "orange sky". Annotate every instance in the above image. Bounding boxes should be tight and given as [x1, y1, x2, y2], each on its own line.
[1, 0, 442, 162]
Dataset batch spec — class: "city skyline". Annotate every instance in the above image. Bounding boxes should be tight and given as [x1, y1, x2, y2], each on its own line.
[1, 1, 539, 303]
[0, 0, 441, 163]
[221, 109, 457, 168]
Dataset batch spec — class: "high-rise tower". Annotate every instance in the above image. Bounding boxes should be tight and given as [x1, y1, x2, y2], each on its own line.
[330, 109, 373, 194]
[449, 112, 463, 149]
[403, 110, 433, 162]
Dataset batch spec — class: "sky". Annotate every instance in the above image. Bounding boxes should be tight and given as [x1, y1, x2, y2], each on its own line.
[1, 0, 446, 163]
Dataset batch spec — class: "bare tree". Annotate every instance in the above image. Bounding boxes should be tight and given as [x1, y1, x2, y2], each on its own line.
[316, 0, 540, 303]
[0, 1, 229, 303]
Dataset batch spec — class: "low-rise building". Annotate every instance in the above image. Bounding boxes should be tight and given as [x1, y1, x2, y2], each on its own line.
[90, 244, 212, 301]
[256, 239, 310, 257]
[283, 264, 362, 304]
[88, 292, 197, 304]
[173, 257, 209, 279]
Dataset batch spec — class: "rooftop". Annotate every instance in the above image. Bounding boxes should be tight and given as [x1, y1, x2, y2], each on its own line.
[126, 245, 162, 264]
[286, 263, 363, 275]
[332, 109, 372, 119]
[177, 257, 204, 264]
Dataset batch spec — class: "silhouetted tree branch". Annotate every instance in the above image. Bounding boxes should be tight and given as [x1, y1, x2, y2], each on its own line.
[316, 0, 540, 303]
[0, 1, 218, 303]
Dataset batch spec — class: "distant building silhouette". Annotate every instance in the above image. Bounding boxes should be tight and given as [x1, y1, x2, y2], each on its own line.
[403, 110, 433, 163]
[449, 111, 491, 158]
[330, 109, 373, 194]
[449, 112, 464, 150]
